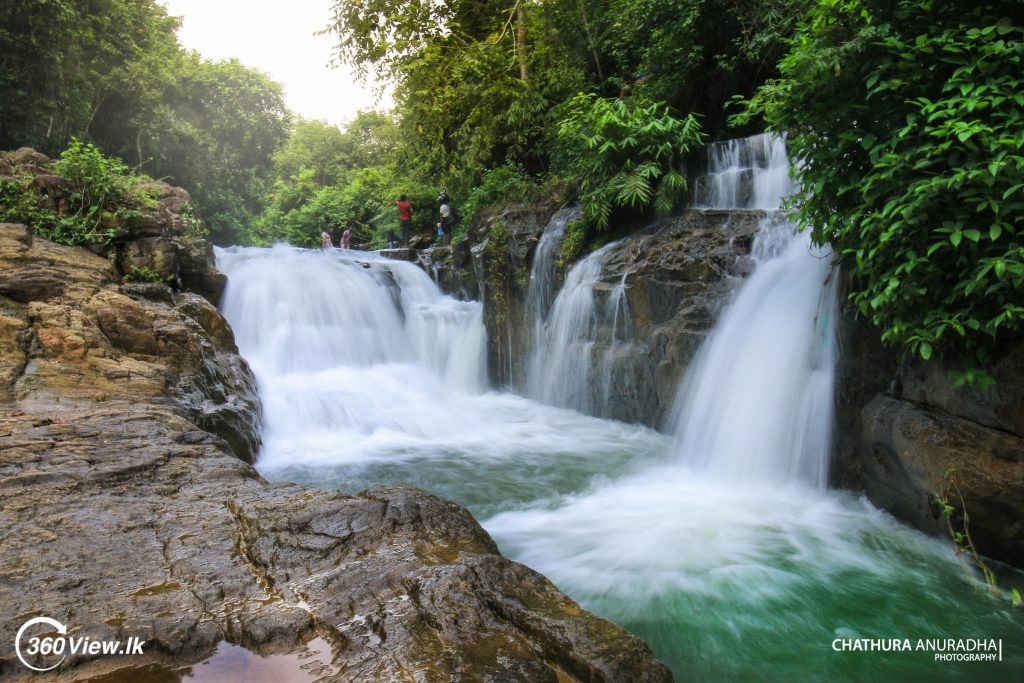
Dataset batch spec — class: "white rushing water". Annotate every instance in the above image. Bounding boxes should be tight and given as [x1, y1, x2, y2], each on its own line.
[525, 241, 619, 412]
[216, 245, 489, 465]
[693, 132, 792, 209]
[669, 133, 837, 486]
[216, 243, 664, 475]
[214, 135, 1023, 681]
[524, 206, 576, 331]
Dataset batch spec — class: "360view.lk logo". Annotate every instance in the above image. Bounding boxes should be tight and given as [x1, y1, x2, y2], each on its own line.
[15, 617, 145, 672]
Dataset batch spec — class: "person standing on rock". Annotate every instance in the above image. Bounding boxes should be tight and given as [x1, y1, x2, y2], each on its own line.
[438, 193, 453, 247]
[321, 230, 332, 249]
[341, 226, 352, 249]
[396, 195, 414, 246]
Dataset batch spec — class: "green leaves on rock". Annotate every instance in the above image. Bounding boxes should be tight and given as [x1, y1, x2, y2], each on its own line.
[0, 139, 156, 246]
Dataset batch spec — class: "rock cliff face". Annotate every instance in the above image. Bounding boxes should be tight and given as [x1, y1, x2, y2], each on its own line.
[434, 205, 758, 429]
[0, 157, 672, 680]
[834, 309, 1024, 567]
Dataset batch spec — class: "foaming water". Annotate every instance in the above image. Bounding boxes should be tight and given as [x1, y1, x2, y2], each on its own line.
[215, 188, 1024, 680]
[485, 468, 1024, 682]
[216, 245, 487, 467]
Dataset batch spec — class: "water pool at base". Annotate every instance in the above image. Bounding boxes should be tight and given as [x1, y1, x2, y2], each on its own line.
[258, 406, 1024, 682]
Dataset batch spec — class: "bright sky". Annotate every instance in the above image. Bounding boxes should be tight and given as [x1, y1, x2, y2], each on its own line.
[159, 0, 392, 125]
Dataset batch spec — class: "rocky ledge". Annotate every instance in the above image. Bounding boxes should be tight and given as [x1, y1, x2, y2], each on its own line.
[0, 217, 671, 680]
[429, 204, 760, 428]
[834, 304, 1024, 568]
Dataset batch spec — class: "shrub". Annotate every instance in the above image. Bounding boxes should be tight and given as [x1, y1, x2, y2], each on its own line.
[555, 93, 703, 232]
[741, 1, 1024, 382]
[0, 139, 155, 246]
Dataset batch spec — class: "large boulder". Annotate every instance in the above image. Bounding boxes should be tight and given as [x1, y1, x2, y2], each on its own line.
[0, 222, 260, 462]
[591, 209, 759, 426]
[834, 304, 1024, 567]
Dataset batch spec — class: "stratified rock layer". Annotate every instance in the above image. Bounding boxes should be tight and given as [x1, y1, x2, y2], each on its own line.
[0, 219, 672, 681]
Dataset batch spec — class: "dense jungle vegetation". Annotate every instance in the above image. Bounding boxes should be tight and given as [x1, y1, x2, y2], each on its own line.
[1, 0, 1021, 368]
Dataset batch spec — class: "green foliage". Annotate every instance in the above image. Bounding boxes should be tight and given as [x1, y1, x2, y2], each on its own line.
[461, 165, 533, 222]
[0, 0, 183, 153]
[0, 139, 153, 246]
[179, 203, 208, 240]
[0, 1, 290, 246]
[560, 215, 587, 266]
[937, 469, 1021, 603]
[122, 266, 173, 284]
[592, 0, 813, 133]
[485, 219, 513, 324]
[556, 93, 703, 232]
[741, 0, 1024, 374]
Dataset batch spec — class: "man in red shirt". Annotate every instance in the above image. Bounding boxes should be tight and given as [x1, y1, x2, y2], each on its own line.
[396, 195, 414, 246]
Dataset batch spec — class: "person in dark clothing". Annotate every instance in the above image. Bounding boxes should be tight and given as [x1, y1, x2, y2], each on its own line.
[396, 195, 414, 246]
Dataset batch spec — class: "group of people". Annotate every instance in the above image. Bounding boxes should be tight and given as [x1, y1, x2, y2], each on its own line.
[396, 192, 455, 247]
[320, 226, 351, 249]
[320, 191, 456, 251]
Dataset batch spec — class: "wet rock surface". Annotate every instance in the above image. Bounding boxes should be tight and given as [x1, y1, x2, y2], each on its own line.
[834, 306, 1024, 567]
[590, 210, 760, 427]
[433, 206, 759, 428]
[0, 411, 670, 682]
[0, 220, 673, 680]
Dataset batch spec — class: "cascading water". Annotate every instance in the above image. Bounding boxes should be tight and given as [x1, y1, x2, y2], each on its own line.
[217, 135, 1024, 681]
[217, 243, 666, 514]
[524, 206, 576, 330]
[669, 135, 838, 487]
[525, 241, 619, 413]
[486, 133, 1023, 679]
[693, 132, 792, 209]
[216, 245, 489, 465]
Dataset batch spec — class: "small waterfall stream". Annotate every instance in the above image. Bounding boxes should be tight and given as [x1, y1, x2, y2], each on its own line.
[525, 241, 619, 413]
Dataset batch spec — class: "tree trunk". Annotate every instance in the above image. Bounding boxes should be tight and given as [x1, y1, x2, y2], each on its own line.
[577, 0, 603, 82]
[517, 4, 529, 82]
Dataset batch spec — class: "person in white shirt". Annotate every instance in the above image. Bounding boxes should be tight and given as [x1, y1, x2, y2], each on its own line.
[438, 200, 453, 246]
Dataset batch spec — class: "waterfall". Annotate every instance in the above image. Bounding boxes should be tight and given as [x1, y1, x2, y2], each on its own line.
[526, 243, 610, 412]
[524, 207, 577, 330]
[693, 132, 791, 210]
[669, 133, 838, 486]
[215, 244, 487, 465]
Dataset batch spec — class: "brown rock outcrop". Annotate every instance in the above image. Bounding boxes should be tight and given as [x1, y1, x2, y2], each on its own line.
[0, 148, 229, 305]
[834, 305, 1024, 567]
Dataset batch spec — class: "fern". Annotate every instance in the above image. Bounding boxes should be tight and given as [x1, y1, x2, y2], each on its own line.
[557, 93, 704, 234]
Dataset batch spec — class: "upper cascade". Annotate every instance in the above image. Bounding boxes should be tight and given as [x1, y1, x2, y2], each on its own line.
[215, 245, 488, 465]
[692, 133, 791, 210]
[216, 245, 486, 393]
